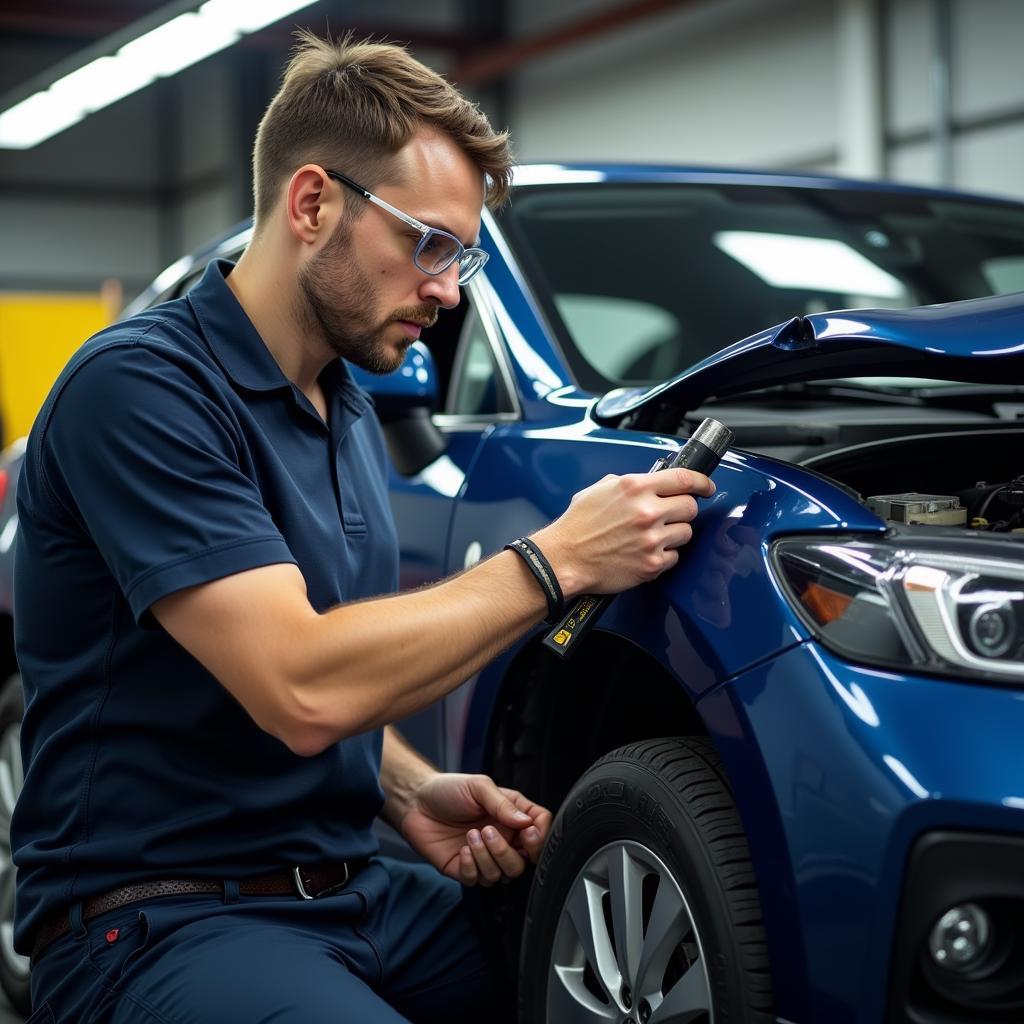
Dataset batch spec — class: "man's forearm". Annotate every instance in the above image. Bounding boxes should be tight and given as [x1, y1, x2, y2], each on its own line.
[289, 546, 553, 749]
[379, 726, 436, 832]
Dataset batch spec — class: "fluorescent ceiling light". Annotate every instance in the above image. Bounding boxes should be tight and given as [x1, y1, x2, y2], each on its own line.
[715, 231, 906, 299]
[49, 56, 156, 114]
[0, 91, 83, 150]
[118, 12, 240, 79]
[200, 0, 318, 34]
[0, 0, 319, 149]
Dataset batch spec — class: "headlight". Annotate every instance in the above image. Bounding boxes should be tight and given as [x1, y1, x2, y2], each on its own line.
[772, 538, 1024, 681]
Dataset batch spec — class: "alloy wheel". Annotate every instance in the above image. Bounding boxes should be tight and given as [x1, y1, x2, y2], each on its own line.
[547, 839, 712, 1024]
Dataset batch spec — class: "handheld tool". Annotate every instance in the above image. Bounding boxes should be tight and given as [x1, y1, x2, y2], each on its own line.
[542, 417, 734, 658]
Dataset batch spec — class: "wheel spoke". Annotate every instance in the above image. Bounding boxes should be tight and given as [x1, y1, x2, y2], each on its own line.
[566, 875, 623, 1001]
[607, 843, 645, 985]
[7, 728, 21, 793]
[647, 959, 712, 1024]
[548, 965, 619, 1024]
[635, 874, 688, 998]
[0, 851, 27, 980]
[0, 724, 21, 828]
[0, 769, 13, 828]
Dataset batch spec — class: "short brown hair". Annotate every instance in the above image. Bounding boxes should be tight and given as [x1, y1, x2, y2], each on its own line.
[252, 31, 513, 229]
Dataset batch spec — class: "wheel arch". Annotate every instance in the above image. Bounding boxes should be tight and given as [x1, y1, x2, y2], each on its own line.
[483, 631, 709, 816]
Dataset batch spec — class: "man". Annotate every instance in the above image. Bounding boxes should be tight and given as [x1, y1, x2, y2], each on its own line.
[13, 33, 713, 1023]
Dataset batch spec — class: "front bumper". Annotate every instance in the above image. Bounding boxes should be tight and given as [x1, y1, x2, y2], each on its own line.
[698, 640, 1024, 1024]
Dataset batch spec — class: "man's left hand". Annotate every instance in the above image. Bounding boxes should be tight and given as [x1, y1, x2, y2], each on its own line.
[398, 773, 551, 887]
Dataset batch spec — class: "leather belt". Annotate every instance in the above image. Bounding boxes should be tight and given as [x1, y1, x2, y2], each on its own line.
[31, 861, 364, 963]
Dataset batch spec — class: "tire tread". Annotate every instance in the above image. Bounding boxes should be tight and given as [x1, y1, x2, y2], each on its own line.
[595, 736, 775, 1020]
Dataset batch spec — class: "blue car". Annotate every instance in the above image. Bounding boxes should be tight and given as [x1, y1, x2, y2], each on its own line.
[3, 165, 1024, 1023]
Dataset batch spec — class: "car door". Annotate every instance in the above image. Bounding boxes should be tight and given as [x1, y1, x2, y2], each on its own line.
[385, 283, 519, 769]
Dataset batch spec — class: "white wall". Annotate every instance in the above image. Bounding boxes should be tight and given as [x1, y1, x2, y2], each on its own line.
[883, 0, 1024, 197]
[509, 0, 1024, 201]
[0, 196, 162, 288]
[510, 0, 838, 169]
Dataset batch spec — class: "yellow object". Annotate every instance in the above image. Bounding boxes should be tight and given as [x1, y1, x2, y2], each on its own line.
[0, 293, 114, 447]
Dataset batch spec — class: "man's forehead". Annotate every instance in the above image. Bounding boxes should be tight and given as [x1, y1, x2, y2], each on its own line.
[389, 130, 485, 242]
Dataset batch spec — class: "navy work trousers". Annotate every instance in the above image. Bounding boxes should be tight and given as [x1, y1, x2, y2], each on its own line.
[27, 858, 511, 1023]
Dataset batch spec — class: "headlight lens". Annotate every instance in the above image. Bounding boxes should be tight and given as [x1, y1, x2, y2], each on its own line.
[772, 539, 1024, 681]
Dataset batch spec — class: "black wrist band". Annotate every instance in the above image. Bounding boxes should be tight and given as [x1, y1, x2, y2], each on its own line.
[504, 537, 565, 623]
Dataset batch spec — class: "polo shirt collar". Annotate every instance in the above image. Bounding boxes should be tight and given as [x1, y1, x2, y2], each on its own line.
[188, 258, 372, 417]
[189, 259, 289, 392]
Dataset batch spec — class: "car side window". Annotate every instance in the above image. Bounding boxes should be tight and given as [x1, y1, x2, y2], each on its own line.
[446, 308, 515, 417]
[554, 293, 686, 382]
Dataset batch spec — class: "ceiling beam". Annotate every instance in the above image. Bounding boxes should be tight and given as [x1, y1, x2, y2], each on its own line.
[452, 0, 706, 86]
[0, 1, 137, 41]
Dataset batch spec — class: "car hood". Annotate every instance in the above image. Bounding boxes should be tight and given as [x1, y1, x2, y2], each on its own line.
[593, 291, 1024, 423]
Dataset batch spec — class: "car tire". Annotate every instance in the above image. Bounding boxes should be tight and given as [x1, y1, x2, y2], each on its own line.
[0, 674, 29, 1016]
[519, 736, 773, 1024]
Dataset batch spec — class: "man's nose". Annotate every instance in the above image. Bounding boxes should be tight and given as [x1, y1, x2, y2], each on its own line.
[418, 264, 461, 310]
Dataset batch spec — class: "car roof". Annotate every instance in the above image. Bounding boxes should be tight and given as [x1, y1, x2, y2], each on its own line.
[124, 162, 1024, 318]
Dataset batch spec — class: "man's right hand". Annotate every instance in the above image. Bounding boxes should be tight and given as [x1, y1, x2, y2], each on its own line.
[531, 467, 716, 598]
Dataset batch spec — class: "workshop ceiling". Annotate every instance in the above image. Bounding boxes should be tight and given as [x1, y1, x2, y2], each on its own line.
[0, 0, 703, 97]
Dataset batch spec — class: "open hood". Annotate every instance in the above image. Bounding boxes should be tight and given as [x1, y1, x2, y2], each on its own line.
[593, 291, 1024, 425]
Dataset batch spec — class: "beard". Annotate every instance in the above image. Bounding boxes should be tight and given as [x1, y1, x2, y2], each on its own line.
[296, 224, 438, 375]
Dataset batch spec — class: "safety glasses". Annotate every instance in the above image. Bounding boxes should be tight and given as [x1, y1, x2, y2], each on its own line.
[324, 170, 489, 286]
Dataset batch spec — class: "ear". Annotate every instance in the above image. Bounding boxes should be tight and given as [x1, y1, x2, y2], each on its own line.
[284, 165, 342, 245]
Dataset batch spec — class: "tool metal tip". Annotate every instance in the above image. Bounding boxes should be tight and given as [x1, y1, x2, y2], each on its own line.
[690, 418, 734, 456]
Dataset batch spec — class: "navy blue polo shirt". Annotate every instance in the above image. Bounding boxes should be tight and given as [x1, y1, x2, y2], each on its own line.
[12, 259, 398, 951]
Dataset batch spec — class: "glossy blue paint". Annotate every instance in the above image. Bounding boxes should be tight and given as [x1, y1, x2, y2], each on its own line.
[348, 341, 438, 417]
[448, 423, 886, 698]
[603, 447, 887, 690]
[701, 642, 1024, 1024]
[515, 162, 1024, 206]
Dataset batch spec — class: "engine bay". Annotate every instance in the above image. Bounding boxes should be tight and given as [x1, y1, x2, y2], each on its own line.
[684, 399, 1024, 534]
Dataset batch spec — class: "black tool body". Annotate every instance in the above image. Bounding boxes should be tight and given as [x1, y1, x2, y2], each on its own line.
[542, 417, 733, 658]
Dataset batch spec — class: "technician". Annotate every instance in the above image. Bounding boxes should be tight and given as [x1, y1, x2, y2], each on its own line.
[12, 32, 713, 1023]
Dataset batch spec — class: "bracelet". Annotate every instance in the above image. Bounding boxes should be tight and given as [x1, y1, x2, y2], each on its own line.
[504, 537, 565, 623]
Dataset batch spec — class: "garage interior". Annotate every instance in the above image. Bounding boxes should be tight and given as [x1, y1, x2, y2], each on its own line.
[1, 2, 1023, 1022]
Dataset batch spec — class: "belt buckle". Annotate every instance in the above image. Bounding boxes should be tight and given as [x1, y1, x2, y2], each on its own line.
[292, 862, 350, 901]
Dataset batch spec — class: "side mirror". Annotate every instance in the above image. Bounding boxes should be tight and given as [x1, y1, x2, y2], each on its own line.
[348, 341, 438, 421]
[349, 342, 446, 476]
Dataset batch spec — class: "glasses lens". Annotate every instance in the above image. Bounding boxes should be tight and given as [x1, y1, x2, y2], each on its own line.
[457, 250, 488, 285]
[416, 230, 461, 275]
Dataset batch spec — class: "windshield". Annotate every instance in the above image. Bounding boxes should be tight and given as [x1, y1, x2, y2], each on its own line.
[497, 182, 1024, 391]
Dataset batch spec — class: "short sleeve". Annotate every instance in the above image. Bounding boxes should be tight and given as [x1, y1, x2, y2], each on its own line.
[35, 341, 296, 622]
